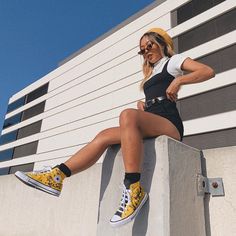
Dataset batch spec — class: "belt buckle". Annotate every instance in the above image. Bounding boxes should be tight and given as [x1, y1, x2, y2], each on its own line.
[157, 96, 166, 103]
[145, 98, 156, 108]
[145, 100, 152, 108]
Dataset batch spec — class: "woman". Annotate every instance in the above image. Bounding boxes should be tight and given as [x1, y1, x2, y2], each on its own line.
[15, 28, 215, 227]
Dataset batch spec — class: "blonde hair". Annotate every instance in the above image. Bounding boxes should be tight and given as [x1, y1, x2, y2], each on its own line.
[139, 32, 175, 90]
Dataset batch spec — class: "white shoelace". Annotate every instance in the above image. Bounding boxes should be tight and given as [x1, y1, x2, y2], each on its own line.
[32, 166, 52, 174]
[117, 185, 131, 213]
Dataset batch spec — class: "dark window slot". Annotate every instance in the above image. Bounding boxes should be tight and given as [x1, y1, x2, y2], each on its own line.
[3, 113, 22, 130]
[0, 148, 14, 162]
[0, 130, 18, 146]
[173, 8, 236, 52]
[171, 0, 226, 27]
[26, 83, 49, 103]
[7, 96, 26, 114]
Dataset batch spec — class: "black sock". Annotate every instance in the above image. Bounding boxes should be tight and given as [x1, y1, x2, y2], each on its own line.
[58, 163, 72, 177]
[124, 172, 141, 189]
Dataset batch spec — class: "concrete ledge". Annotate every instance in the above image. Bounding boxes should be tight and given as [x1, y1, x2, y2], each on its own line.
[0, 164, 101, 236]
[97, 136, 205, 236]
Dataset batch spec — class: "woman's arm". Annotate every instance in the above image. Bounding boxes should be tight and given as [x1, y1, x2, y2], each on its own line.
[178, 57, 215, 85]
[166, 58, 215, 101]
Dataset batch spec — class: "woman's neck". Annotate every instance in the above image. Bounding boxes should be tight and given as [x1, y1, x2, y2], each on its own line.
[153, 56, 168, 67]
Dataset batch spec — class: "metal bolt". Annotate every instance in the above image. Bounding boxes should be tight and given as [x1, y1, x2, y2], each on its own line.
[202, 181, 206, 188]
[212, 182, 218, 188]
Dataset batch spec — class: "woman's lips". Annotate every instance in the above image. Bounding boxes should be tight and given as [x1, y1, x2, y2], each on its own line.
[147, 53, 153, 60]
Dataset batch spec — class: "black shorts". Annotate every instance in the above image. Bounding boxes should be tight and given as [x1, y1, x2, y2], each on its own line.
[144, 99, 184, 141]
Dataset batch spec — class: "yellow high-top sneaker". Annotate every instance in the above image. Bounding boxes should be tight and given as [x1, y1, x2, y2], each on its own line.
[15, 166, 66, 197]
[110, 181, 148, 227]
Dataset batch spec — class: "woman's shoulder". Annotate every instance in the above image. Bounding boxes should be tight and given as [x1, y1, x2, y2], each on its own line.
[169, 54, 188, 65]
[167, 54, 188, 77]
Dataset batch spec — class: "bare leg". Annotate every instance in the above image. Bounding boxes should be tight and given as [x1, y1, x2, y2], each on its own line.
[109, 108, 181, 226]
[64, 108, 180, 176]
[64, 127, 121, 175]
[119, 108, 181, 173]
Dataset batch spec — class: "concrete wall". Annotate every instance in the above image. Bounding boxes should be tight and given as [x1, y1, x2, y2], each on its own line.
[97, 136, 206, 236]
[4, 136, 235, 235]
[203, 146, 236, 236]
[0, 164, 102, 236]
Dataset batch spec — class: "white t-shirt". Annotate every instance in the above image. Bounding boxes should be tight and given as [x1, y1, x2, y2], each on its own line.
[151, 54, 188, 78]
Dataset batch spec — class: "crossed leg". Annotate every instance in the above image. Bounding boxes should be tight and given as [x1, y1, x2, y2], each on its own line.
[64, 108, 181, 175]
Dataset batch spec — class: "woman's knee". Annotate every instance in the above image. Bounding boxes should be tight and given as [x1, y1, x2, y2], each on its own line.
[93, 129, 109, 147]
[119, 108, 138, 127]
[93, 128, 118, 147]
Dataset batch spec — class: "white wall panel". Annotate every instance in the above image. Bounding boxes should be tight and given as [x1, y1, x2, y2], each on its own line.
[45, 55, 141, 111]
[48, 14, 170, 92]
[182, 31, 236, 59]
[2, 75, 142, 136]
[48, 47, 134, 91]
[0, 101, 137, 152]
[38, 118, 119, 153]
[111, 82, 142, 107]
[0, 145, 81, 168]
[179, 68, 236, 99]
[6, 53, 139, 120]
[42, 81, 141, 131]
[33, 156, 71, 170]
[183, 110, 236, 136]
[43, 94, 113, 131]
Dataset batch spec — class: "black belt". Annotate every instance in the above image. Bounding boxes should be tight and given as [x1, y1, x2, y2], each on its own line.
[145, 96, 167, 108]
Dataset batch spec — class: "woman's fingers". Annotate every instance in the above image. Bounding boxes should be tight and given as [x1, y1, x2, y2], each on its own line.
[166, 78, 180, 102]
[166, 91, 178, 102]
[137, 101, 145, 110]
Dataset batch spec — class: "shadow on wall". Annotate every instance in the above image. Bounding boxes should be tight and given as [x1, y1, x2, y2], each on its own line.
[132, 138, 157, 236]
[98, 138, 157, 236]
[98, 145, 120, 208]
[201, 151, 212, 236]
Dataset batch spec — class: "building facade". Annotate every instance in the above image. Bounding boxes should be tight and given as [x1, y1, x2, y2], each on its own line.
[0, 0, 235, 175]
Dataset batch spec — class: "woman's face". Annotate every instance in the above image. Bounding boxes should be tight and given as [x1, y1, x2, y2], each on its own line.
[140, 36, 163, 64]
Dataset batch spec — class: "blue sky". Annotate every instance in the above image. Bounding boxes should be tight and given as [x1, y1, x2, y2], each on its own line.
[0, 0, 155, 133]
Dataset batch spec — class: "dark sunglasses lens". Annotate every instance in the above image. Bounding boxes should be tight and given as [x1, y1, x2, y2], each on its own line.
[146, 42, 153, 50]
[138, 49, 145, 55]
[138, 42, 153, 55]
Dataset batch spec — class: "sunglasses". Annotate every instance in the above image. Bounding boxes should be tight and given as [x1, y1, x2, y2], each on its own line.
[138, 41, 154, 55]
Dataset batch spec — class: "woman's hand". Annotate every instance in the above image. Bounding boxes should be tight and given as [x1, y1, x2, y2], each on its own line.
[137, 100, 145, 111]
[166, 57, 215, 102]
[166, 77, 181, 102]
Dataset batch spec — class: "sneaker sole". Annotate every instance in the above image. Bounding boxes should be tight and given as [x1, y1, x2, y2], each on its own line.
[110, 192, 148, 227]
[15, 171, 60, 197]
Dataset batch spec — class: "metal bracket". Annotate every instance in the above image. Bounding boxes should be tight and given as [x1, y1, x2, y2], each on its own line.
[197, 174, 225, 197]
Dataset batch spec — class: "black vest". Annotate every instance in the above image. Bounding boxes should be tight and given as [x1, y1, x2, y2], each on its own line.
[143, 60, 175, 100]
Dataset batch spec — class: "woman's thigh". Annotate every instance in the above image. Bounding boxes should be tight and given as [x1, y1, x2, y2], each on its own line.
[139, 110, 181, 140]
[121, 108, 181, 141]
[99, 108, 181, 145]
